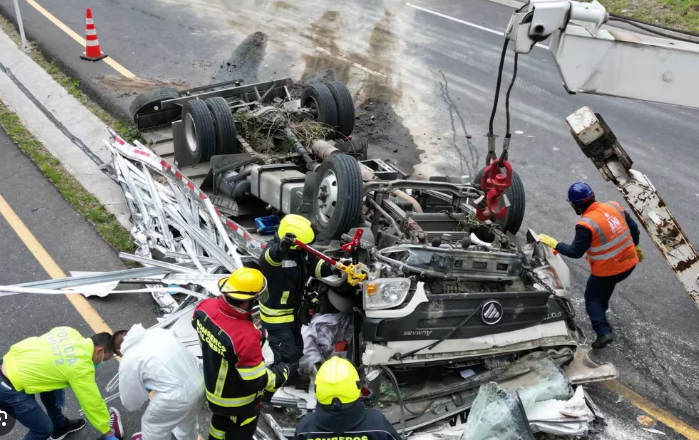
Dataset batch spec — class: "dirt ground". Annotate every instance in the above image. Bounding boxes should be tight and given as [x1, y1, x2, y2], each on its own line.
[353, 100, 424, 177]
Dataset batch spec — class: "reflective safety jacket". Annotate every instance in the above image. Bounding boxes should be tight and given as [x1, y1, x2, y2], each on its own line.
[192, 296, 289, 417]
[259, 237, 333, 328]
[295, 401, 400, 440]
[2, 327, 110, 434]
[577, 201, 639, 277]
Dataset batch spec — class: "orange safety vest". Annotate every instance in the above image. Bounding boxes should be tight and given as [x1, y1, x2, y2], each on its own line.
[577, 201, 639, 277]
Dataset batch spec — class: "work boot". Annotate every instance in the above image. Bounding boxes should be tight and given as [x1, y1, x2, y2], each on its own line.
[50, 419, 86, 440]
[131, 433, 142, 440]
[592, 332, 614, 349]
[109, 407, 124, 439]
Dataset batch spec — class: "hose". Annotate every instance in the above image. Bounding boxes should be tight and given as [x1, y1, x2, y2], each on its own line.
[488, 39, 510, 137]
[392, 190, 423, 213]
[378, 366, 433, 439]
[608, 17, 699, 44]
[368, 199, 404, 238]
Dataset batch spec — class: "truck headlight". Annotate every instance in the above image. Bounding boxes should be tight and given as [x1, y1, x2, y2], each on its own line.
[534, 266, 563, 290]
[363, 278, 411, 310]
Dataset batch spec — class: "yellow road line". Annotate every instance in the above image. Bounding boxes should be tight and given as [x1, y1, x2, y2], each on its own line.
[23, 0, 136, 79]
[605, 380, 699, 439]
[0, 192, 113, 334]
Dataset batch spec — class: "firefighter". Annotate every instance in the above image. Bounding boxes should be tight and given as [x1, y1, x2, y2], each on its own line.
[258, 215, 334, 372]
[295, 357, 400, 440]
[539, 182, 643, 349]
[193, 267, 294, 440]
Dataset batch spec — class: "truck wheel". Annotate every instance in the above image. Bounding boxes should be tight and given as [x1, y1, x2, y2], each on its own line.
[182, 100, 216, 163]
[301, 83, 338, 130]
[324, 81, 355, 138]
[474, 165, 526, 234]
[205, 97, 240, 155]
[129, 87, 179, 124]
[313, 154, 363, 239]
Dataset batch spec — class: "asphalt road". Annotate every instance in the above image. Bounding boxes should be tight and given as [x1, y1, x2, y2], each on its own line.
[0, 0, 698, 437]
[0, 126, 161, 439]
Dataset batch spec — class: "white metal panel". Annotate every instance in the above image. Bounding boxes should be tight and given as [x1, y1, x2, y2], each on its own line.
[549, 25, 699, 109]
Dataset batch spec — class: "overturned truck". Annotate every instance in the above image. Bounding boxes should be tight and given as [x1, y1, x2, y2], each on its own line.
[120, 78, 619, 437]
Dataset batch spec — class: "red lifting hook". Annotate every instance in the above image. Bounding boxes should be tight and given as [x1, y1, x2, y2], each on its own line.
[476, 160, 513, 221]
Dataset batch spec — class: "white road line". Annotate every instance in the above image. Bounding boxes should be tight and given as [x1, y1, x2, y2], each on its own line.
[407, 3, 503, 36]
[406, 3, 548, 49]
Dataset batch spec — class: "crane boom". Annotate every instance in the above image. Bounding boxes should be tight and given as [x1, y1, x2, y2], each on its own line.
[506, 0, 699, 110]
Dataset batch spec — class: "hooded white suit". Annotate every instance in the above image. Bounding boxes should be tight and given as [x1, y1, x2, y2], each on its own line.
[119, 324, 204, 440]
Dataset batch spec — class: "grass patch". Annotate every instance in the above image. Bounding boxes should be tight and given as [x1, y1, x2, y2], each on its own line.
[0, 16, 143, 143]
[0, 102, 136, 254]
[597, 0, 699, 33]
[0, 13, 139, 255]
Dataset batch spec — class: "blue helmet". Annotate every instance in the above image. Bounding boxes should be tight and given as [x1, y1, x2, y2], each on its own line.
[567, 182, 595, 204]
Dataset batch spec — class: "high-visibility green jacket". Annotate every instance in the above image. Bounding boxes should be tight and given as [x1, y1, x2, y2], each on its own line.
[2, 327, 110, 434]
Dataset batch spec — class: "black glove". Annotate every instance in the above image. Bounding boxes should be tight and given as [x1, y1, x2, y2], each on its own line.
[279, 232, 297, 253]
[280, 362, 299, 384]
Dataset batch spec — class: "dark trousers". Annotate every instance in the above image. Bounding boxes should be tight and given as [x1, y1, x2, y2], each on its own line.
[585, 267, 635, 336]
[208, 411, 259, 440]
[261, 324, 303, 402]
[0, 374, 67, 440]
[263, 324, 303, 365]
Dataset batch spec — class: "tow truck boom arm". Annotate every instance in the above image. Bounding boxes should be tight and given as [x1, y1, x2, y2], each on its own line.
[507, 0, 699, 110]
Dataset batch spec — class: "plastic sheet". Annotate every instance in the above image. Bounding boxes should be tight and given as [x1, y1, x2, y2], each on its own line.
[460, 383, 535, 440]
[299, 313, 353, 375]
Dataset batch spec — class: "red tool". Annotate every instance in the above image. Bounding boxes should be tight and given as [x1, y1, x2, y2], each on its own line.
[341, 229, 363, 265]
[476, 159, 513, 221]
[293, 229, 366, 286]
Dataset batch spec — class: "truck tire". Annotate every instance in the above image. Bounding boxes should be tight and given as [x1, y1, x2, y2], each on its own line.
[324, 81, 355, 138]
[301, 83, 338, 130]
[205, 97, 240, 154]
[313, 154, 363, 239]
[182, 100, 216, 164]
[474, 165, 525, 234]
[129, 87, 179, 124]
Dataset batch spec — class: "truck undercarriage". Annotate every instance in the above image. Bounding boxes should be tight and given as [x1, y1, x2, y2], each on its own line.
[106, 74, 618, 436]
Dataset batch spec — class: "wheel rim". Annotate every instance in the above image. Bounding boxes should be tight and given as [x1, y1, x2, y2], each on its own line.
[184, 113, 198, 153]
[316, 171, 338, 225]
[305, 97, 320, 120]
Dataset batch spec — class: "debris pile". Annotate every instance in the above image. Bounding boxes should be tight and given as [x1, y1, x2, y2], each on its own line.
[0, 131, 262, 319]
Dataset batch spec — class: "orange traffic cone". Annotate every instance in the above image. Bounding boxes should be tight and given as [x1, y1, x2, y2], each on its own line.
[80, 8, 107, 61]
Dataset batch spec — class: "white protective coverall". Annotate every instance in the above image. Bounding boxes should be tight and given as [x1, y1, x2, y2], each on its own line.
[119, 324, 205, 440]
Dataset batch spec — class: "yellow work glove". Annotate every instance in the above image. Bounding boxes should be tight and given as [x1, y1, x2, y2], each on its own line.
[636, 245, 644, 262]
[538, 234, 559, 249]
